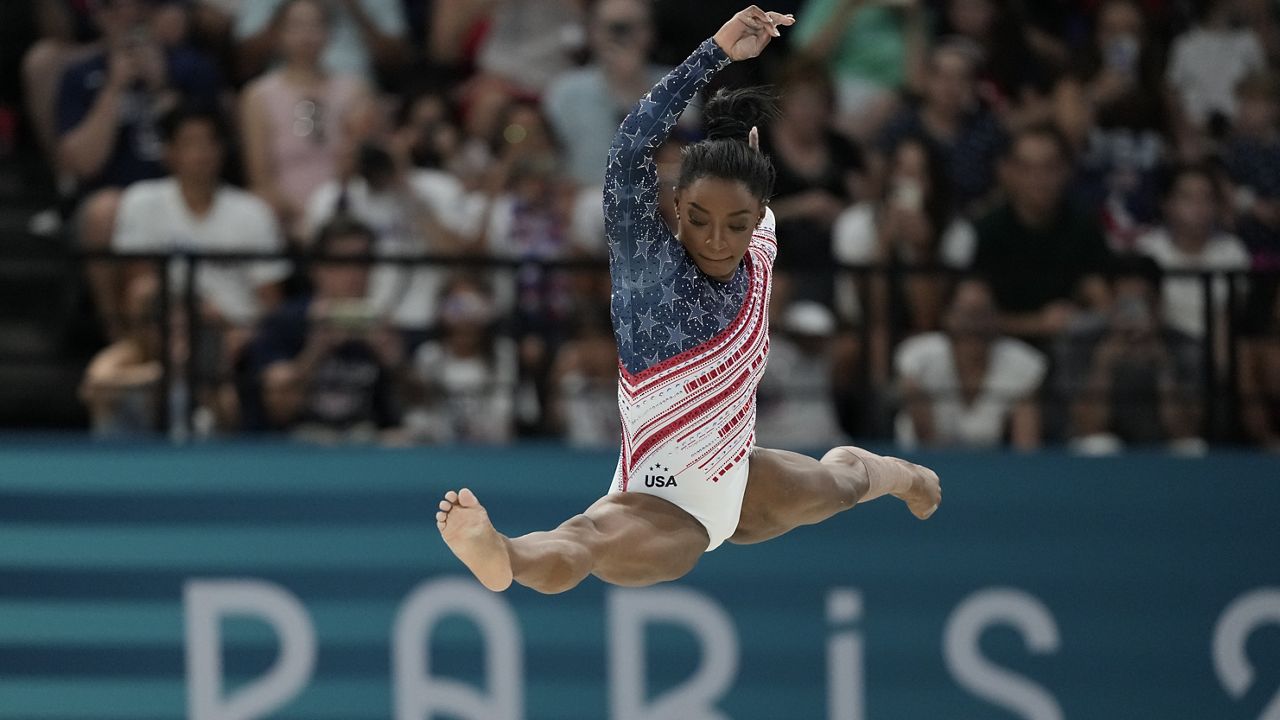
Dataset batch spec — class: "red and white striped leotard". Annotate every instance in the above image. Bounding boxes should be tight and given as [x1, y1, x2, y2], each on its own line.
[601, 39, 778, 550]
[608, 213, 777, 550]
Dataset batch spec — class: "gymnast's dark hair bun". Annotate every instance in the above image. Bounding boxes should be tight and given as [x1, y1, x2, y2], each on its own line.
[703, 87, 780, 142]
[678, 87, 779, 201]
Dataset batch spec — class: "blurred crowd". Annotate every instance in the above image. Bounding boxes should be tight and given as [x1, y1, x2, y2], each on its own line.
[14, 0, 1280, 452]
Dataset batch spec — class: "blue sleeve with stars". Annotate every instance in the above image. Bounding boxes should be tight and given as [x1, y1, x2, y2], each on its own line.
[606, 39, 746, 376]
[604, 38, 729, 266]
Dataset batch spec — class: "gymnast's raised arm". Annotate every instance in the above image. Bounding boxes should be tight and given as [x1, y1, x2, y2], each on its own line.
[604, 6, 792, 271]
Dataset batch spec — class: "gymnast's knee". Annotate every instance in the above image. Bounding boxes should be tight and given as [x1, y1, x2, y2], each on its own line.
[557, 513, 600, 542]
[532, 515, 599, 595]
[821, 452, 867, 509]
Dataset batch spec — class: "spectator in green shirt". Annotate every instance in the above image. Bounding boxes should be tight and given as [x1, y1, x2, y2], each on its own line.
[792, 0, 928, 139]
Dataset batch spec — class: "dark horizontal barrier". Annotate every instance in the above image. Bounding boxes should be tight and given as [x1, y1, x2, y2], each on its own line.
[69, 248, 1280, 280]
[64, 249, 1280, 446]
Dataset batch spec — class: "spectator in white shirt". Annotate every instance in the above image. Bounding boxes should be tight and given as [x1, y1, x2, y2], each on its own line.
[896, 278, 1047, 450]
[755, 301, 849, 450]
[1136, 163, 1250, 340]
[1166, 0, 1265, 151]
[112, 105, 289, 362]
[406, 274, 517, 444]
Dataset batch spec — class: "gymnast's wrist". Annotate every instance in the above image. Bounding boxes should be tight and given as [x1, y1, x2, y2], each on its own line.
[706, 37, 732, 63]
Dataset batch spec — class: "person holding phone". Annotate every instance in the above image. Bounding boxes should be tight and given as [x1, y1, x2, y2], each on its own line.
[59, 0, 221, 339]
[877, 38, 1005, 213]
[832, 134, 975, 382]
[58, 0, 221, 196]
[239, 217, 407, 438]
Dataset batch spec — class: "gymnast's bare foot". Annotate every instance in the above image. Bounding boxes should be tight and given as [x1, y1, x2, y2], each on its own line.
[822, 446, 941, 520]
[437, 488, 513, 591]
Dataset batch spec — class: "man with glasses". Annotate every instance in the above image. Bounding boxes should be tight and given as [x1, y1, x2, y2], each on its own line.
[239, 217, 407, 438]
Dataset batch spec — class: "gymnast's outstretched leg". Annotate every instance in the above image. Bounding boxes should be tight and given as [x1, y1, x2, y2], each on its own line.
[436, 489, 710, 593]
[730, 446, 940, 544]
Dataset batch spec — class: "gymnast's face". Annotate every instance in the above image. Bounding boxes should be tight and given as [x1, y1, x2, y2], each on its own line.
[674, 178, 765, 282]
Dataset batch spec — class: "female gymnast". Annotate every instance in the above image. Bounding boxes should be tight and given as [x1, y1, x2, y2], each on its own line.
[437, 6, 941, 593]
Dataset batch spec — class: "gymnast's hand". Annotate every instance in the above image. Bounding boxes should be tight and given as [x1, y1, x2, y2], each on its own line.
[713, 6, 795, 62]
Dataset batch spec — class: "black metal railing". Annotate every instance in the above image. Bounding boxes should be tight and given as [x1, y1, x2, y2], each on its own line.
[60, 250, 1279, 446]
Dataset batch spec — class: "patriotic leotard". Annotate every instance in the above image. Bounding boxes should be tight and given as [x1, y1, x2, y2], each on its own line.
[604, 38, 777, 550]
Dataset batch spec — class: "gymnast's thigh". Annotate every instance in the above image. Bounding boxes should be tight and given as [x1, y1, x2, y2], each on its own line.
[582, 491, 710, 586]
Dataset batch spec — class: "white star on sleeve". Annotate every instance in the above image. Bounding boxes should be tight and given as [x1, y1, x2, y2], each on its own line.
[610, 183, 639, 205]
[666, 322, 691, 349]
[637, 308, 659, 334]
[687, 298, 709, 324]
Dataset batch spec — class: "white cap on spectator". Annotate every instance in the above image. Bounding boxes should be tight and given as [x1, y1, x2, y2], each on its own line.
[783, 301, 836, 337]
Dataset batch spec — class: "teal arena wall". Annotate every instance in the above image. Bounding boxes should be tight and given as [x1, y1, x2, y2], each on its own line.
[0, 443, 1277, 719]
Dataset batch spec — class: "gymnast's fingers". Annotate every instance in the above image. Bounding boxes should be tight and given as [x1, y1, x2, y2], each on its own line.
[746, 7, 778, 36]
[766, 12, 795, 27]
[736, 12, 764, 31]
